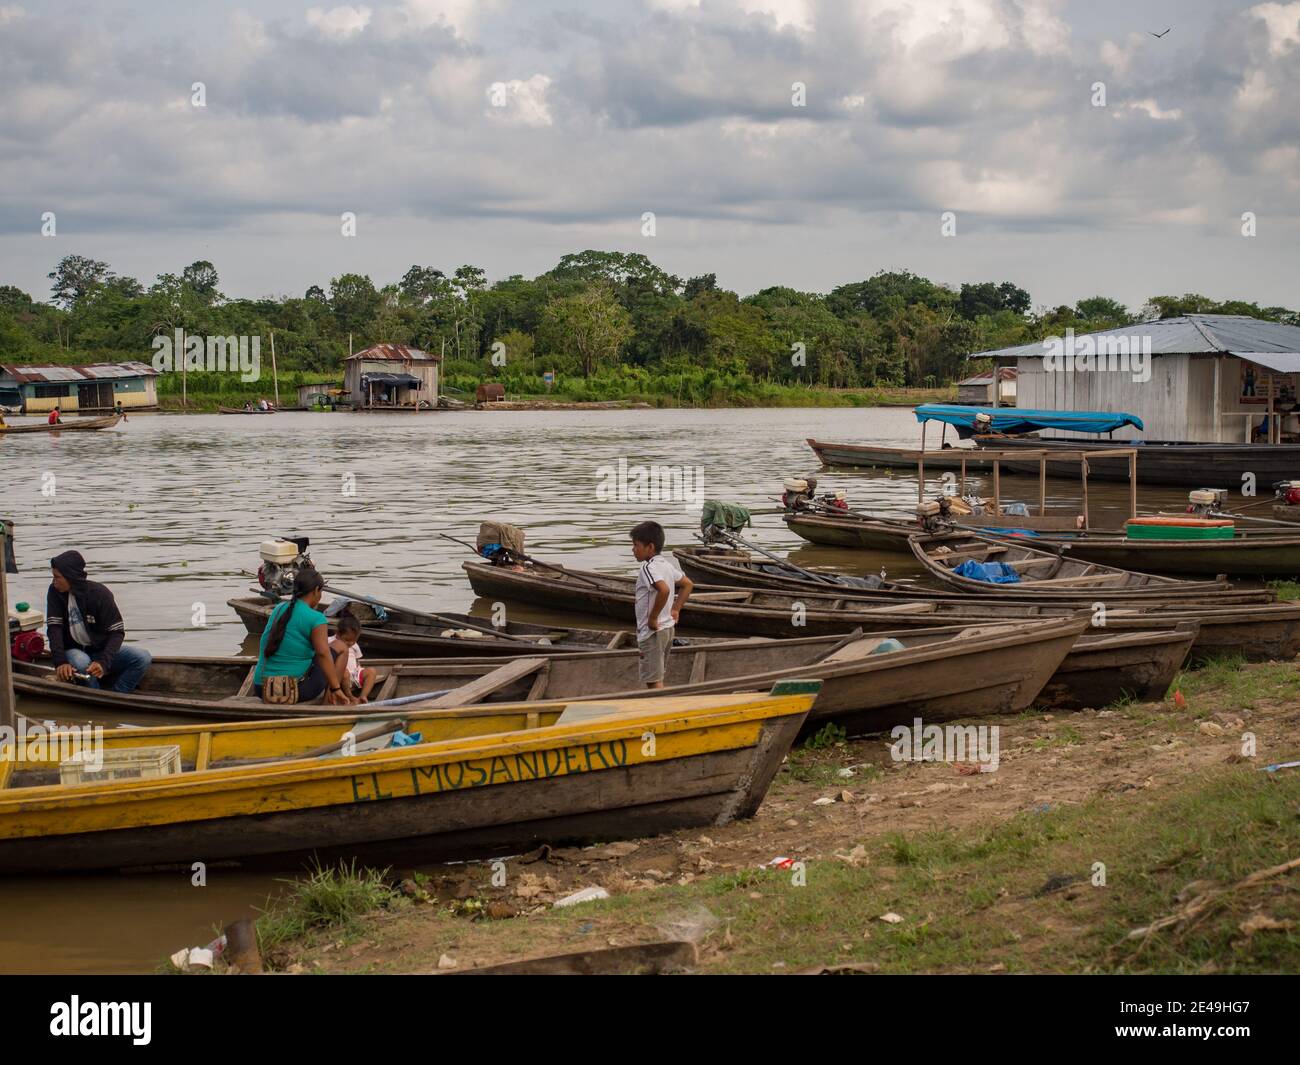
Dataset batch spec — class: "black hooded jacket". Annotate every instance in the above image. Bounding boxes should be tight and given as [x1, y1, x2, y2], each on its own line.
[45, 550, 126, 669]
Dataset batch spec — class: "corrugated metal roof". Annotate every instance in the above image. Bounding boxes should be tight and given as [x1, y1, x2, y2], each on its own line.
[0, 361, 157, 383]
[1235, 352, 1300, 374]
[345, 343, 441, 362]
[969, 314, 1300, 361]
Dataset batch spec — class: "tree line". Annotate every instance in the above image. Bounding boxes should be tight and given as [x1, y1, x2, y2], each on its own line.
[2, 251, 1295, 399]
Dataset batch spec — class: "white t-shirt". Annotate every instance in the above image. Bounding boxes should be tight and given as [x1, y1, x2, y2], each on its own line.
[635, 554, 684, 641]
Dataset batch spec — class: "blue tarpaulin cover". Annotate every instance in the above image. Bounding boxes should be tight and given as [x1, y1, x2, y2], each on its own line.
[914, 404, 1143, 435]
[952, 559, 1022, 584]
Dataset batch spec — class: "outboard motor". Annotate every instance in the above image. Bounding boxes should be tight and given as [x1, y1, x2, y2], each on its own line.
[781, 476, 817, 512]
[257, 536, 314, 599]
[1273, 481, 1300, 507]
[1186, 489, 1229, 517]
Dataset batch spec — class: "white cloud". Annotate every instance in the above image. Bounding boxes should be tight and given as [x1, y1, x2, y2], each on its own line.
[305, 5, 372, 40]
[1250, 1, 1300, 55]
[485, 75, 554, 127]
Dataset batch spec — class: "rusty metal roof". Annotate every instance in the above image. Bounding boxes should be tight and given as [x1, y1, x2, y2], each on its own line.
[345, 343, 441, 362]
[0, 361, 157, 383]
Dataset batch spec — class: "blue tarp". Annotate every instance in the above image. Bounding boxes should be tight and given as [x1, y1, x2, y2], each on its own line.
[952, 559, 1022, 584]
[914, 404, 1143, 435]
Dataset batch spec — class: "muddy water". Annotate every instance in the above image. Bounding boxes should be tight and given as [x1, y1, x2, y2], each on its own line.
[0, 406, 1190, 973]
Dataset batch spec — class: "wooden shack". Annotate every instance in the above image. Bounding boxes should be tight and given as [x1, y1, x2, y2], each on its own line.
[476, 382, 506, 404]
[343, 344, 441, 411]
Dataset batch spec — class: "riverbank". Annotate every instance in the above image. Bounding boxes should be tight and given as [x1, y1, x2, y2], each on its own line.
[230, 658, 1300, 976]
[153, 385, 954, 413]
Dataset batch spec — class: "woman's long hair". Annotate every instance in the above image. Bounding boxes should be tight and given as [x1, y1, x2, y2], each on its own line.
[262, 568, 325, 658]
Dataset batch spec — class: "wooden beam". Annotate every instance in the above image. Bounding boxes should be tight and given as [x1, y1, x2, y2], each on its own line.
[0, 521, 14, 732]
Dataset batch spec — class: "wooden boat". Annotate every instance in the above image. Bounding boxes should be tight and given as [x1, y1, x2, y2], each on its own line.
[0, 684, 816, 875]
[218, 405, 277, 415]
[807, 437, 990, 471]
[0, 415, 121, 435]
[907, 532, 1230, 596]
[784, 511, 921, 552]
[228, 595, 722, 657]
[674, 545, 1270, 605]
[968, 528, 1300, 579]
[463, 559, 1300, 663]
[13, 620, 1091, 732]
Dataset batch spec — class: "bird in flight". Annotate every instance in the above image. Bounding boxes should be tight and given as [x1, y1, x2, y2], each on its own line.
[1150, 28, 1171, 38]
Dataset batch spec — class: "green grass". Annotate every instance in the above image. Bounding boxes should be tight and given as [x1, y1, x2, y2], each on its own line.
[1173, 658, 1300, 714]
[255, 860, 400, 959]
[1266, 580, 1300, 601]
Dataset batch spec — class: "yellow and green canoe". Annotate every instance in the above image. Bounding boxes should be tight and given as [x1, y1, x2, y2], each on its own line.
[0, 681, 817, 875]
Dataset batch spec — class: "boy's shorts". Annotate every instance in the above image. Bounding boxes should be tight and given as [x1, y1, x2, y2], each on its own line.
[637, 627, 675, 684]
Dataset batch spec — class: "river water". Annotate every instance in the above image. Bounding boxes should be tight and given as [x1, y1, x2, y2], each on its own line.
[0, 406, 1190, 973]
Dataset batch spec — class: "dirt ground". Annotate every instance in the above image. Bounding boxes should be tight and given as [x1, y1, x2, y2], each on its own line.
[271, 663, 1300, 974]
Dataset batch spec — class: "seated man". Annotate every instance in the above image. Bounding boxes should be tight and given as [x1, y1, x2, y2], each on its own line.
[46, 550, 151, 693]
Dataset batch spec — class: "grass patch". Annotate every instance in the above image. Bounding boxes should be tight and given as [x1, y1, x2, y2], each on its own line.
[256, 860, 399, 959]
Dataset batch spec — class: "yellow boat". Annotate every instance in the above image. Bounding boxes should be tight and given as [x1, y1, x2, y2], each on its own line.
[0, 681, 817, 875]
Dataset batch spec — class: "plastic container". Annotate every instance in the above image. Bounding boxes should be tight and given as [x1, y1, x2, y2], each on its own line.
[60, 745, 183, 786]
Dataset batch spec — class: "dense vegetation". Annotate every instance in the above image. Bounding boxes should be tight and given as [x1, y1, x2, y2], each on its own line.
[3, 251, 1296, 407]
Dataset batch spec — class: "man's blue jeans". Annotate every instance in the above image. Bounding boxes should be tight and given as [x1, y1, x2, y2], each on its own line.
[65, 645, 152, 694]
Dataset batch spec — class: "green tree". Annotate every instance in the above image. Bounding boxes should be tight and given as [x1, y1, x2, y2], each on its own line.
[538, 285, 633, 377]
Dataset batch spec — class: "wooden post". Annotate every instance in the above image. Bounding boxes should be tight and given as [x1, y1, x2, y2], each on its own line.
[1129, 451, 1137, 521]
[1213, 356, 1222, 443]
[180, 326, 187, 409]
[0, 520, 15, 731]
[1082, 458, 1090, 530]
[960, 457, 967, 498]
[918, 421, 926, 505]
[1268, 372, 1275, 444]
[1038, 456, 1046, 516]
[270, 331, 280, 406]
[993, 460, 1001, 515]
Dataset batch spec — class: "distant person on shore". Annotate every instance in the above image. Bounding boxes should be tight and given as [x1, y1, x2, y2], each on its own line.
[630, 520, 693, 689]
[330, 614, 378, 702]
[47, 550, 152, 693]
[253, 569, 354, 705]
[47, 406, 62, 425]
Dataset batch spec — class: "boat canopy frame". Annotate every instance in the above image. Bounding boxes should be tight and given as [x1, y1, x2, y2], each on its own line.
[914, 404, 1144, 436]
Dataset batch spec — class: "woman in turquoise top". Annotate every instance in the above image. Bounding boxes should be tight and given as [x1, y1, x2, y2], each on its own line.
[254, 569, 354, 705]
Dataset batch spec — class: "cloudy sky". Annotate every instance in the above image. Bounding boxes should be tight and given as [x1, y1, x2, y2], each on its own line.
[1, 0, 1297, 310]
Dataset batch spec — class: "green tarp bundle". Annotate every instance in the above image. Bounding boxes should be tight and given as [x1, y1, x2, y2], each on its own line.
[701, 500, 752, 532]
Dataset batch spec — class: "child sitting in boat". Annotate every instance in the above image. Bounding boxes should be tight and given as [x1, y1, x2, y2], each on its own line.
[630, 520, 693, 690]
[330, 614, 378, 702]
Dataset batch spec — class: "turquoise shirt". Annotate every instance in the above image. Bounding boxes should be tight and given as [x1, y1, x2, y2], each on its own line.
[254, 599, 328, 683]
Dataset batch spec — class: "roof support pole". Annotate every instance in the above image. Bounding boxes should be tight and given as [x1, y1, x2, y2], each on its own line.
[1213, 356, 1222, 443]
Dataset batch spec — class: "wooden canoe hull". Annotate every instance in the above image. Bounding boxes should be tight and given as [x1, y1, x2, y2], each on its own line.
[12, 620, 1087, 735]
[908, 532, 1228, 597]
[464, 560, 1300, 663]
[674, 546, 1269, 606]
[1034, 624, 1196, 710]
[0, 692, 810, 874]
[217, 406, 277, 414]
[807, 438, 989, 471]
[0, 415, 121, 435]
[784, 513, 917, 552]
[1027, 535, 1300, 578]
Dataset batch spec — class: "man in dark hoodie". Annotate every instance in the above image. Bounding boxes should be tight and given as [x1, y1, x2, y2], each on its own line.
[47, 550, 151, 693]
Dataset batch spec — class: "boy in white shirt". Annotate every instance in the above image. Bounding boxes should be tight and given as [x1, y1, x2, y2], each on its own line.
[630, 520, 694, 689]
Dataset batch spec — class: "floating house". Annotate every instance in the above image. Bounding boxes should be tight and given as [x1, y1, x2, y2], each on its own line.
[343, 344, 440, 411]
[957, 367, 1017, 406]
[0, 361, 158, 414]
[971, 315, 1300, 442]
[296, 381, 338, 409]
